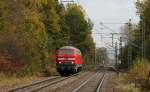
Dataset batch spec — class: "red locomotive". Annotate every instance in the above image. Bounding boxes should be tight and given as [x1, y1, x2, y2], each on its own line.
[56, 46, 83, 75]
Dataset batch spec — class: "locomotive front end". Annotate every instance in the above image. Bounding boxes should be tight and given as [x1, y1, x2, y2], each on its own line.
[56, 46, 83, 76]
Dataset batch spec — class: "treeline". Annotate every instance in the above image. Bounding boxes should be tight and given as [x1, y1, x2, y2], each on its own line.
[119, 0, 150, 68]
[95, 48, 108, 64]
[0, 0, 95, 76]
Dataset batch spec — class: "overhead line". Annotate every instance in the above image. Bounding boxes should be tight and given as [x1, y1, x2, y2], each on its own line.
[100, 22, 128, 24]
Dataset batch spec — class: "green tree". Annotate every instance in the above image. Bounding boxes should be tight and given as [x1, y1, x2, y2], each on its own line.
[42, 0, 61, 51]
[136, 0, 150, 60]
[65, 4, 95, 63]
[95, 48, 109, 64]
[119, 0, 150, 69]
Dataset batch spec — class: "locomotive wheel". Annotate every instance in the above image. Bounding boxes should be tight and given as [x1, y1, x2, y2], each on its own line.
[60, 72, 70, 76]
[60, 72, 65, 76]
[79, 67, 82, 72]
[73, 68, 78, 73]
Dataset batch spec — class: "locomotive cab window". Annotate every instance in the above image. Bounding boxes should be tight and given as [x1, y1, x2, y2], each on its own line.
[67, 49, 74, 54]
[59, 49, 74, 55]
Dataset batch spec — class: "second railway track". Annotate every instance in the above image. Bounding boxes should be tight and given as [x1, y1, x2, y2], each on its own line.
[7, 76, 61, 92]
[7, 72, 87, 92]
[7, 75, 75, 92]
[72, 72, 106, 92]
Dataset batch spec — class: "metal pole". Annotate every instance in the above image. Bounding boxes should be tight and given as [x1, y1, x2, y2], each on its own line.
[143, 22, 145, 59]
[95, 48, 97, 64]
[119, 37, 122, 64]
[115, 42, 118, 66]
[141, 19, 145, 59]
[60, 0, 75, 3]
[141, 19, 146, 85]
[128, 19, 132, 66]
[111, 33, 114, 47]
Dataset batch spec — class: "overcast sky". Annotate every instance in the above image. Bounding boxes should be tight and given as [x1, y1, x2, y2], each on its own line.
[76, 0, 140, 60]
[76, 0, 139, 48]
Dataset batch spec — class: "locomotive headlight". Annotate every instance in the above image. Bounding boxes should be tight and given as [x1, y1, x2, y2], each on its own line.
[71, 61, 74, 64]
[67, 58, 75, 60]
[58, 58, 65, 60]
[58, 62, 62, 64]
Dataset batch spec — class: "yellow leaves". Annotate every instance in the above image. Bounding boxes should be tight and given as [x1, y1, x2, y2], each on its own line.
[22, 0, 48, 7]
[42, 0, 61, 33]
[32, 0, 48, 7]
[8, 23, 17, 33]
[66, 4, 85, 17]
[24, 9, 44, 30]
[0, 0, 4, 8]
[0, 0, 51, 74]
[31, 0, 48, 5]
[49, 9, 60, 33]
[24, 9, 48, 49]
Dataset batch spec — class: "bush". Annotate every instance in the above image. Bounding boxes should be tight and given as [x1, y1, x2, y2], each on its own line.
[120, 58, 149, 91]
[128, 58, 149, 81]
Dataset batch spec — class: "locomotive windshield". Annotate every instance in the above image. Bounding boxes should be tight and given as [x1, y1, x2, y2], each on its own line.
[58, 49, 74, 55]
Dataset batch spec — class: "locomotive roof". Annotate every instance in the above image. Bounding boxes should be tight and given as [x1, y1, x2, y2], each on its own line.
[60, 46, 79, 50]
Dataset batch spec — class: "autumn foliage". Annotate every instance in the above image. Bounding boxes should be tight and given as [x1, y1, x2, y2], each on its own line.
[0, 0, 95, 76]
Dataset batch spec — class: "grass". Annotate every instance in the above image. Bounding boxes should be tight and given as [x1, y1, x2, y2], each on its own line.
[0, 73, 39, 87]
[0, 67, 59, 87]
[83, 64, 96, 71]
[115, 83, 140, 92]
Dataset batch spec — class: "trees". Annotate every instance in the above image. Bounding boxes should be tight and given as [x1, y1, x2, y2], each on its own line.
[41, 0, 61, 67]
[119, 24, 140, 67]
[0, 0, 49, 75]
[0, 1, 95, 75]
[135, 0, 150, 60]
[119, 0, 150, 69]
[65, 4, 95, 62]
[95, 48, 108, 64]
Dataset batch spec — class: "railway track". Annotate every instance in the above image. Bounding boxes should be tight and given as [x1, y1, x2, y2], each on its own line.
[7, 73, 82, 92]
[96, 74, 106, 92]
[6, 72, 105, 92]
[72, 72, 106, 92]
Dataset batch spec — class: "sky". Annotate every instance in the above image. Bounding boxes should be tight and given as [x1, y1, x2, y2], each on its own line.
[76, 0, 139, 47]
[77, 0, 140, 61]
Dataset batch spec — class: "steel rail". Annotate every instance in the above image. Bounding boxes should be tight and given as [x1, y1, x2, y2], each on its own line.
[29, 77, 71, 92]
[8, 72, 82, 92]
[7, 76, 61, 92]
[30, 72, 84, 92]
[72, 72, 99, 92]
[96, 74, 106, 92]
